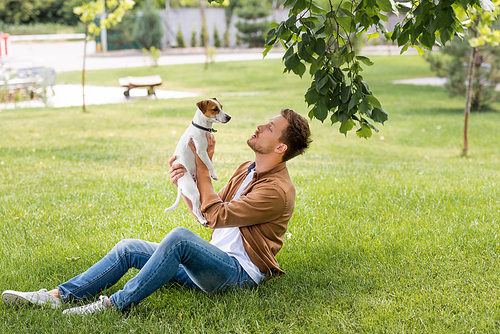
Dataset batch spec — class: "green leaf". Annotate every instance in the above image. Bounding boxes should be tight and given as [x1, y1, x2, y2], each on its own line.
[337, 111, 349, 123]
[292, 0, 307, 13]
[283, 45, 294, 59]
[284, 53, 301, 70]
[397, 29, 410, 46]
[359, 97, 369, 114]
[366, 31, 380, 41]
[285, 14, 297, 28]
[311, 2, 326, 13]
[364, 118, 379, 132]
[361, 81, 371, 94]
[439, 26, 453, 45]
[356, 124, 372, 138]
[305, 86, 319, 106]
[262, 45, 273, 58]
[341, 84, 351, 103]
[292, 62, 307, 78]
[371, 107, 388, 124]
[356, 55, 374, 66]
[376, 0, 398, 15]
[265, 28, 277, 45]
[339, 119, 354, 136]
[316, 75, 329, 92]
[298, 42, 310, 60]
[313, 103, 329, 122]
[420, 31, 435, 49]
[399, 42, 410, 54]
[314, 38, 326, 57]
[413, 45, 424, 57]
[365, 94, 381, 108]
[302, 33, 311, 44]
[336, 17, 355, 33]
[348, 89, 361, 111]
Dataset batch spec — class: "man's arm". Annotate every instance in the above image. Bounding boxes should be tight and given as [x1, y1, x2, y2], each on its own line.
[188, 132, 218, 205]
[167, 155, 197, 220]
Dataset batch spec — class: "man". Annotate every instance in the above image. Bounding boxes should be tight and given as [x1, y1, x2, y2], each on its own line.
[2, 109, 312, 315]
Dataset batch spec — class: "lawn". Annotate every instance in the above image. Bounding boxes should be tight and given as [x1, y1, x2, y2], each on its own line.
[1, 54, 500, 333]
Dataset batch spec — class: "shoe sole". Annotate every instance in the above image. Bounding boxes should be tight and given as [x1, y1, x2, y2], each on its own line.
[1, 291, 30, 306]
[1, 291, 60, 309]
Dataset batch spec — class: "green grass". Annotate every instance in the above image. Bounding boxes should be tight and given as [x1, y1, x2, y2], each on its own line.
[1, 55, 500, 333]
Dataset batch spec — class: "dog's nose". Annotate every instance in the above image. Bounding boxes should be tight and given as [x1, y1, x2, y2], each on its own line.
[225, 115, 231, 122]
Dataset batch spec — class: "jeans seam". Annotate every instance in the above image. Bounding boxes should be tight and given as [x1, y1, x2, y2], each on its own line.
[64, 250, 151, 300]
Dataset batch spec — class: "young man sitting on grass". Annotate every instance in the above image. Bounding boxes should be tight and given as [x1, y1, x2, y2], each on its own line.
[2, 109, 312, 315]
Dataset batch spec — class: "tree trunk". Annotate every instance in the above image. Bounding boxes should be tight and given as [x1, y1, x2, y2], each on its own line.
[463, 46, 477, 157]
[82, 23, 88, 112]
[472, 49, 483, 111]
[200, 0, 209, 70]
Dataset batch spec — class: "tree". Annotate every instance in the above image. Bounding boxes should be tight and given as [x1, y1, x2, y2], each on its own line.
[207, 0, 497, 140]
[453, 2, 500, 156]
[425, 35, 500, 111]
[234, 0, 272, 47]
[74, 0, 135, 112]
[133, 0, 164, 50]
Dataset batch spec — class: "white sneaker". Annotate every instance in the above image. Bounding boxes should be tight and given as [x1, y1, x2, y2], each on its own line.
[1, 289, 61, 309]
[63, 295, 111, 315]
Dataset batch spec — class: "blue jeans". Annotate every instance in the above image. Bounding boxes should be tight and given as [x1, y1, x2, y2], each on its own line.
[58, 227, 257, 310]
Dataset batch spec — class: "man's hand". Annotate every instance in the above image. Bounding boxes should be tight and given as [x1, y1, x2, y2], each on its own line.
[168, 156, 186, 187]
[188, 132, 216, 173]
[206, 132, 216, 160]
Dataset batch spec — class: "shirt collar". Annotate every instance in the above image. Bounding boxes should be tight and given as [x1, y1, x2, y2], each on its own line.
[248, 161, 287, 179]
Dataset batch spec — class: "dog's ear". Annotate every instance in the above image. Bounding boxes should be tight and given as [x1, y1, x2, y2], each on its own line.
[196, 100, 208, 113]
[212, 97, 217, 101]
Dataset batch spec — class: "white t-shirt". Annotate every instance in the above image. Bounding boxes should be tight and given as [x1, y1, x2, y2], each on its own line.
[210, 168, 266, 284]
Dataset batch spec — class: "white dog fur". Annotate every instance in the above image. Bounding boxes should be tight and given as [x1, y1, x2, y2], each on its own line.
[165, 98, 231, 224]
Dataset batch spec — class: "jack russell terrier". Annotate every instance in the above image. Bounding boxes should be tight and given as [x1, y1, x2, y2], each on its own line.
[165, 98, 231, 224]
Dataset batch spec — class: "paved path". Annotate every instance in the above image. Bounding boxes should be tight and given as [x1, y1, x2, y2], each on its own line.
[2, 41, 417, 73]
[3, 41, 285, 73]
[0, 41, 424, 109]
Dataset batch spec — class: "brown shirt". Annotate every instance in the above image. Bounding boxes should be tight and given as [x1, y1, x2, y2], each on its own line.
[200, 161, 295, 277]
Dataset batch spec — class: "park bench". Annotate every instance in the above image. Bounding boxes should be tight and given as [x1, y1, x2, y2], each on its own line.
[118, 75, 163, 98]
[0, 67, 54, 102]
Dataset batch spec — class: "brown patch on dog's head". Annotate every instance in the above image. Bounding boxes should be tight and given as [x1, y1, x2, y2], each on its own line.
[196, 98, 223, 118]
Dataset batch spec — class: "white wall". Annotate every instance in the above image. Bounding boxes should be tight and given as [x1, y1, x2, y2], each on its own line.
[160, 8, 289, 48]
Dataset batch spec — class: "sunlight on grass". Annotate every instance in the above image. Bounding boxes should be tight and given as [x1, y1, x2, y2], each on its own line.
[1, 55, 500, 333]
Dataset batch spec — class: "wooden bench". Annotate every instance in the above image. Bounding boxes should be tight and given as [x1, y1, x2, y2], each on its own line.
[118, 75, 163, 98]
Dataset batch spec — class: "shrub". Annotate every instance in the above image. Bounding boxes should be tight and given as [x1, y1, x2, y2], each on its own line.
[190, 26, 197, 47]
[213, 24, 221, 48]
[200, 25, 206, 47]
[177, 23, 185, 48]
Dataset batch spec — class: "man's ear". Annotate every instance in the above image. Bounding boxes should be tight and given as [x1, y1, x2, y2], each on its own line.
[275, 143, 287, 155]
[196, 100, 208, 113]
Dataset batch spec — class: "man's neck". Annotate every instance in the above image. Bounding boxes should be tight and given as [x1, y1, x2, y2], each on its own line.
[254, 154, 283, 173]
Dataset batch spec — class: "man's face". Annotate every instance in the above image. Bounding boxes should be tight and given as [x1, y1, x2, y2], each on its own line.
[247, 115, 288, 155]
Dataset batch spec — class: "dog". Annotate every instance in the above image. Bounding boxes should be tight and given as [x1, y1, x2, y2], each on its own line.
[165, 98, 231, 225]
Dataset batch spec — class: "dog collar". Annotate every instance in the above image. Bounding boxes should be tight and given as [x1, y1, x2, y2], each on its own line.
[192, 121, 217, 133]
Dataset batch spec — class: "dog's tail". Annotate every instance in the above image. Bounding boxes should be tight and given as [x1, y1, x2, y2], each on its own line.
[164, 188, 182, 213]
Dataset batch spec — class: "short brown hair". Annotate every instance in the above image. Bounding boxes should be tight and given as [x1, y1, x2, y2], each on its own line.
[279, 109, 312, 162]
